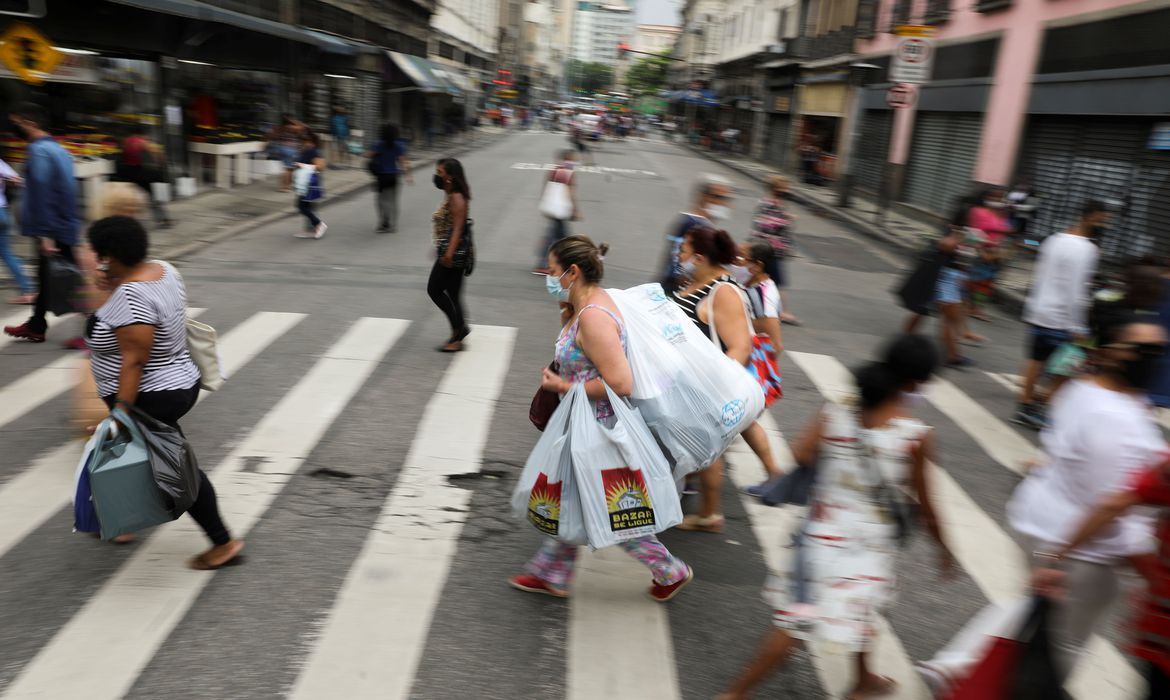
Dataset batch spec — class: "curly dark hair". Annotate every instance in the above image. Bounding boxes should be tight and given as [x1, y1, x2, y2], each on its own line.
[88, 215, 149, 267]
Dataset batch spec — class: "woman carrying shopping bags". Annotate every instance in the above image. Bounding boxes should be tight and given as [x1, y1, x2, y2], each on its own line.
[509, 235, 693, 601]
[672, 226, 782, 532]
[86, 215, 243, 569]
[719, 334, 954, 700]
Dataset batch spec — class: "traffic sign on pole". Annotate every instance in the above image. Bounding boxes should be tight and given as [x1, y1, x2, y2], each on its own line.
[890, 25, 934, 85]
[0, 22, 61, 84]
[886, 83, 917, 109]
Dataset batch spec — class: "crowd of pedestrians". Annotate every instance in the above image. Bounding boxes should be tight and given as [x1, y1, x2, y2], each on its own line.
[8, 94, 1170, 699]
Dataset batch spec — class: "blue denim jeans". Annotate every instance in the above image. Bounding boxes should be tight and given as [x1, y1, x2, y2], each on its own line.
[0, 207, 31, 293]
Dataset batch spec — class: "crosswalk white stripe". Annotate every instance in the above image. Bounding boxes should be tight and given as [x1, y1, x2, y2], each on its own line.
[288, 325, 515, 700]
[0, 309, 206, 431]
[0, 316, 406, 700]
[568, 549, 681, 700]
[923, 377, 1038, 476]
[788, 351, 1139, 700]
[0, 309, 273, 562]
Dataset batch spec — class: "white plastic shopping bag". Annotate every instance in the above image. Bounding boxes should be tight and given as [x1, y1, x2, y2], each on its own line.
[610, 283, 764, 476]
[512, 384, 587, 544]
[572, 384, 684, 548]
[539, 176, 573, 220]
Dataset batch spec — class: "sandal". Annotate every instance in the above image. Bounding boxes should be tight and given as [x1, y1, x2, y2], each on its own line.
[188, 540, 245, 570]
[438, 341, 464, 353]
[676, 513, 725, 533]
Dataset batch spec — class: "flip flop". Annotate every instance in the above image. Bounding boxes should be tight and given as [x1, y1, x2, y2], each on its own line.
[188, 552, 246, 571]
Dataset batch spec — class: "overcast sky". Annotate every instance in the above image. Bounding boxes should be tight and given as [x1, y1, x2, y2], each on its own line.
[637, 0, 680, 26]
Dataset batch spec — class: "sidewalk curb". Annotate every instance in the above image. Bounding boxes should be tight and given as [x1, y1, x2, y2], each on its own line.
[161, 133, 505, 261]
[683, 143, 1029, 315]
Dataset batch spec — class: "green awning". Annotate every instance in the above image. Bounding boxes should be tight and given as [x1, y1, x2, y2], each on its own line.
[386, 51, 462, 96]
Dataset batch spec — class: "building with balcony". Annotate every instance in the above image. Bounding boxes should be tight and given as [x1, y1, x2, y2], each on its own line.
[851, 0, 1170, 260]
[671, 0, 725, 85]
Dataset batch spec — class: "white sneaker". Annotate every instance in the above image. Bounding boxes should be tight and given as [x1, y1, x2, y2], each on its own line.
[294, 231, 314, 238]
[313, 222, 328, 239]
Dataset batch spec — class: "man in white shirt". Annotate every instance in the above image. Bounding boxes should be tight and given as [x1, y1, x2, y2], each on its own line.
[1013, 199, 1108, 428]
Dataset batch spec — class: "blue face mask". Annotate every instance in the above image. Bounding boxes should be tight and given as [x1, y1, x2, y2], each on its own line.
[678, 258, 697, 279]
[546, 271, 571, 302]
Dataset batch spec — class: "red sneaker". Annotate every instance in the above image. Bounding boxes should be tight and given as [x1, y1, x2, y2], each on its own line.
[649, 565, 694, 602]
[62, 337, 88, 351]
[508, 574, 569, 598]
[3, 323, 45, 343]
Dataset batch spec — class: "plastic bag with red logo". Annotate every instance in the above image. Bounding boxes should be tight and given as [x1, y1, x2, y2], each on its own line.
[571, 383, 683, 549]
[511, 383, 586, 544]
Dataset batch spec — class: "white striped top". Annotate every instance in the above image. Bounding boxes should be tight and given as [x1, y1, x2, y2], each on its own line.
[87, 260, 200, 397]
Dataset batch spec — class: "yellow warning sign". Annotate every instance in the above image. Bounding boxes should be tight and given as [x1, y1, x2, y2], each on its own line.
[894, 25, 934, 38]
[0, 22, 62, 85]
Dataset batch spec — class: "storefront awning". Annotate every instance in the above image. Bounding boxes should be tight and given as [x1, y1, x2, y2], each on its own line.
[107, 0, 355, 54]
[666, 88, 719, 107]
[385, 51, 462, 96]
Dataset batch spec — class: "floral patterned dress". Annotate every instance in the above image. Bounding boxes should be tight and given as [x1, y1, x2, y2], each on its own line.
[764, 401, 931, 652]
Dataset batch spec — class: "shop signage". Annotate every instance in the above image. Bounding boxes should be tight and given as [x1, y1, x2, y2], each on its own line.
[772, 96, 791, 112]
[0, 21, 60, 84]
[890, 25, 934, 85]
[886, 83, 917, 109]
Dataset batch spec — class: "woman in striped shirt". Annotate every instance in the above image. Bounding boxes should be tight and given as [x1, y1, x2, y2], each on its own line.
[86, 216, 243, 569]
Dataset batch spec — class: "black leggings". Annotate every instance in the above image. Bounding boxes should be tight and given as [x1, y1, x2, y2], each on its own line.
[103, 387, 232, 546]
[297, 198, 321, 229]
[427, 259, 467, 337]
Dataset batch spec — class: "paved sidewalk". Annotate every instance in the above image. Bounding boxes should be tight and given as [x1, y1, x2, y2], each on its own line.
[0, 127, 504, 293]
[684, 144, 1034, 311]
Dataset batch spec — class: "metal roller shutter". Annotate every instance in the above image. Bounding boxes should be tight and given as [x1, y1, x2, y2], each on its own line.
[902, 112, 982, 215]
[1018, 117, 1162, 261]
[764, 114, 790, 168]
[355, 73, 381, 149]
[854, 109, 891, 195]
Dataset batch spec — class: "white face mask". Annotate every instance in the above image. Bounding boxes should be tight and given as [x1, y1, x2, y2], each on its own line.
[729, 264, 752, 285]
[706, 204, 730, 222]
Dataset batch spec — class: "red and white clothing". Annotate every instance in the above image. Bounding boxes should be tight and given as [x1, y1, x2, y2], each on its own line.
[1127, 462, 1170, 676]
[766, 402, 930, 651]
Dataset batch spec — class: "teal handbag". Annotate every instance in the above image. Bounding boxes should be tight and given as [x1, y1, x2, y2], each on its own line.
[88, 408, 176, 541]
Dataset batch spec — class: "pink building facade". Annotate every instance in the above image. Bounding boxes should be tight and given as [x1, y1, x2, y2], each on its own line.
[851, 0, 1170, 259]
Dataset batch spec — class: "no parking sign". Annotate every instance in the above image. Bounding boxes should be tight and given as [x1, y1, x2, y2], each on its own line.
[890, 25, 934, 84]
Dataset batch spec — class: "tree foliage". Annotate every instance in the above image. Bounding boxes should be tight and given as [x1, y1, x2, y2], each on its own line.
[566, 60, 614, 93]
[626, 51, 671, 95]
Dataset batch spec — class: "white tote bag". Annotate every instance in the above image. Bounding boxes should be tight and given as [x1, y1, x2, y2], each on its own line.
[186, 317, 226, 392]
[539, 169, 573, 220]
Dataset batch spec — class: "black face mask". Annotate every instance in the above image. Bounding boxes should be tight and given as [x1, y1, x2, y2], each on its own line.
[1089, 225, 1107, 240]
[1121, 353, 1163, 390]
[433, 174, 446, 190]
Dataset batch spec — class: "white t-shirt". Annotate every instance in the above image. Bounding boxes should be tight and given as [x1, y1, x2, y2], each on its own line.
[1022, 232, 1099, 333]
[1007, 379, 1163, 563]
[745, 278, 782, 319]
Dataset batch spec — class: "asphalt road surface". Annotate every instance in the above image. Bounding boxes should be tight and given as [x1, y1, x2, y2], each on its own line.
[0, 130, 1142, 700]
